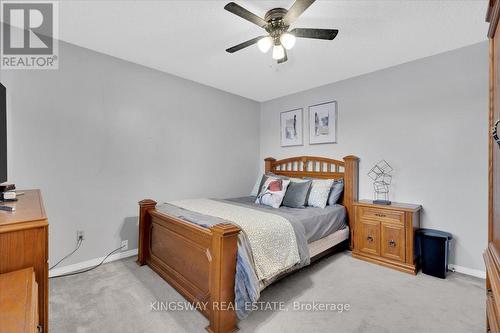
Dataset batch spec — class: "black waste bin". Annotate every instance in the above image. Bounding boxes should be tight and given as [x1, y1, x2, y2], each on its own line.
[416, 228, 453, 279]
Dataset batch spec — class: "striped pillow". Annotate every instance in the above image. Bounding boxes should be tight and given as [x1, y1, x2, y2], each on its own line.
[307, 179, 334, 208]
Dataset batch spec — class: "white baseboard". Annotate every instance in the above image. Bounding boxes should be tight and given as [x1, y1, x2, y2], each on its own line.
[49, 248, 138, 278]
[449, 264, 486, 279]
[48, 248, 486, 280]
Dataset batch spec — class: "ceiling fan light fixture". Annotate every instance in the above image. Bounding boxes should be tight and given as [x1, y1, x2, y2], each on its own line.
[257, 36, 273, 53]
[272, 44, 285, 60]
[280, 32, 296, 50]
[224, 1, 339, 64]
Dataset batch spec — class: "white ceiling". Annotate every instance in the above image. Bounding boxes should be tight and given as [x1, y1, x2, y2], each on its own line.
[57, 0, 489, 102]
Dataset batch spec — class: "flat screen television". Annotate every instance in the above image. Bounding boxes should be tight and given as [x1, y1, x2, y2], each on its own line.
[0, 83, 6, 184]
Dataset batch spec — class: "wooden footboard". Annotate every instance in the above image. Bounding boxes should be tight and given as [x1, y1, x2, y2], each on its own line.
[137, 199, 240, 333]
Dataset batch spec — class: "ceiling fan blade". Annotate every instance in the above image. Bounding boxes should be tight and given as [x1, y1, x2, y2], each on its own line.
[290, 28, 338, 40]
[278, 49, 288, 64]
[224, 2, 268, 28]
[226, 36, 264, 53]
[283, 0, 316, 25]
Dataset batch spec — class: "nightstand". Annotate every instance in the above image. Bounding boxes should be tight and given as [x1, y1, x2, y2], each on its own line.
[352, 200, 422, 275]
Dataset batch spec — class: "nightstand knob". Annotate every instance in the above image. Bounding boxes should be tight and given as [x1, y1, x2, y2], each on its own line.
[375, 213, 386, 217]
[389, 240, 396, 247]
[366, 235, 374, 242]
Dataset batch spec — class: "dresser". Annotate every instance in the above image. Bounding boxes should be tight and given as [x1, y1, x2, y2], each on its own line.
[352, 200, 421, 275]
[0, 267, 39, 333]
[0, 190, 48, 332]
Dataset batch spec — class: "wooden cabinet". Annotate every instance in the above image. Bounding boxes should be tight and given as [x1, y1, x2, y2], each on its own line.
[0, 267, 39, 333]
[486, 2, 500, 331]
[0, 190, 48, 332]
[352, 200, 421, 275]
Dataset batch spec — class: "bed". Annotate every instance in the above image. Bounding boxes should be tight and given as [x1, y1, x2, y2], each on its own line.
[137, 155, 359, 333]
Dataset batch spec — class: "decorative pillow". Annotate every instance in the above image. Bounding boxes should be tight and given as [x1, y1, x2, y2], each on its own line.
[289, 177, 308, 183]
[251, 174, 266, 196]
[268, 172, 290, 182]
[255, 178, 290, 208]
[282, 180, 312, 208]
[268, 172, 289, 179]
[328, 179, 344, 206]
[307, 179, 335, 208]
[256, 173, 290, 197]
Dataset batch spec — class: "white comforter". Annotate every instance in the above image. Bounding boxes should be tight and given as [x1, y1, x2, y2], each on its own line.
[168, 198, 300, 280]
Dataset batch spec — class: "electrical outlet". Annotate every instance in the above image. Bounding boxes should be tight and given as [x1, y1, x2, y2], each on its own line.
[77, 230, 85, 242]
[121, 240, 128, 251]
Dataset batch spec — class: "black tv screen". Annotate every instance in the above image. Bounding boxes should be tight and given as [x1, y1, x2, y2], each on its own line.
[0, 83, 6, 184]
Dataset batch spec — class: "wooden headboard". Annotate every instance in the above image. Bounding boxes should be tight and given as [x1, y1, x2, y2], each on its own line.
[264, 155, 359, 247]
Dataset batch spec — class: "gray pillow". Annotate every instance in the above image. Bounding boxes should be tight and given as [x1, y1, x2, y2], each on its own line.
[328, 179, 344, 205]
[282, 180, 312, 208]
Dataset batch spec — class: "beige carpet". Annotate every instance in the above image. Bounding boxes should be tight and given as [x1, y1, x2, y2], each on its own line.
[49, 252, 485, 333]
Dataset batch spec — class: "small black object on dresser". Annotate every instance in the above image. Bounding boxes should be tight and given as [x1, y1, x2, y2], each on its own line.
[0, 183, 16, 202]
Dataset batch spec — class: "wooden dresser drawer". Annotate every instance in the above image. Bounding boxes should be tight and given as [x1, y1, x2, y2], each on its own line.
[487, 291, 500, 333]
[0, 267, 39, 333]
[33, 281, 39, 333]
[358, 207, 404, 225]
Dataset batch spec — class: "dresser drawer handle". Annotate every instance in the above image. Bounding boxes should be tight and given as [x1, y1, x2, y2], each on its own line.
[375, 213, 386, 218]
[389, 240, 396, 247]
[366, 235, 374, 242]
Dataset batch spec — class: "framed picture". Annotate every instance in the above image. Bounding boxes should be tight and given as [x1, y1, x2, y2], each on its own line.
[280, 108, 303, 147]
[309, 101, 337, 145]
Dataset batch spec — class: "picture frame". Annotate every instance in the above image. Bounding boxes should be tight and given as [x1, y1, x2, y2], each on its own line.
[309, 101, 337, 145]
[280, 108, 303, 147]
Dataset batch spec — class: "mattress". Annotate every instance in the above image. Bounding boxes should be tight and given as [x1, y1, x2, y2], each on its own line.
[225, 196, 347, 243]
[308, 226, 349, 258]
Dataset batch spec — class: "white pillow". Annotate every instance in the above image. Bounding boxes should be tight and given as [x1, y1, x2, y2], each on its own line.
[289, 177, 308, 183]
[251, 173, 264, 196]
[255, 177, 290, 208]
[307, 179, 334, 208]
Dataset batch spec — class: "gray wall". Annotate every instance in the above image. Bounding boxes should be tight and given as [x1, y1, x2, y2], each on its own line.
[0, 39, 488, 273]
[0, 41, 260, 266]
[260, 42, 489, 271]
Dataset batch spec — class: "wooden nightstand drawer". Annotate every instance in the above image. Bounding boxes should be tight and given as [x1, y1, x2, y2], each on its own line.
[358, 207, 404, 225]
[358, 219, 380, 256]
[380, 223, 405, 262]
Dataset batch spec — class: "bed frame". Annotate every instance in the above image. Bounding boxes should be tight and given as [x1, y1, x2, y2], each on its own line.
[137, 155, 359, 333]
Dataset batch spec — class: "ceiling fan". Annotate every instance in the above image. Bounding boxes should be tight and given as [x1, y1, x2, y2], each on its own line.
[224, 0, 338, 64]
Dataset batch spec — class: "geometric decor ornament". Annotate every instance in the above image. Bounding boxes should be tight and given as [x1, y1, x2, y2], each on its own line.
[367, 160, 393, 205]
